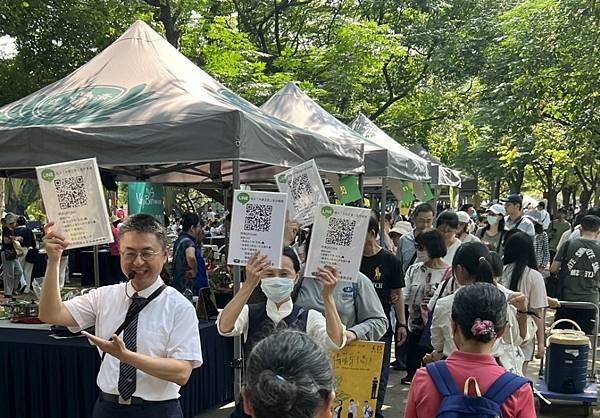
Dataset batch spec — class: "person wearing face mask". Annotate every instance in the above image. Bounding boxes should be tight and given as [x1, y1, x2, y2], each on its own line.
[217, 247, 345, 418]
[476, 204, 506, 255]
[402, 229, 450, 385]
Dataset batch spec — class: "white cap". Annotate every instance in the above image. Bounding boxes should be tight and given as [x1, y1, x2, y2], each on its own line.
[487, 204, 506, 216]
[390, 221, 412, 236]
[456, 211, 470, 224]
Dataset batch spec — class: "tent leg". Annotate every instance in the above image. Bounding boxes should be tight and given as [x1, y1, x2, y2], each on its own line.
[232, 160, 242, 401]
[380, 179, 387, 247]
[358, 174, 364, 207]
[93, 245, 100, 287]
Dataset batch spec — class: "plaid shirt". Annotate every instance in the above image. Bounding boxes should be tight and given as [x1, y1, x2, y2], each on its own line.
[534, 231, 550, 268]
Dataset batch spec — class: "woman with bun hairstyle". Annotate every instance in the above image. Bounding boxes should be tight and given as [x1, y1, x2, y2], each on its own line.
[424, 242, 529, 374]
[242, 330, 335, 418]
[406, 283, 536, 418]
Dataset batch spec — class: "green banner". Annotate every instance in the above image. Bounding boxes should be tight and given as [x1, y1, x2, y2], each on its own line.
[423, 183, 434, 202]
[338, 175, 362, 204]
[128, 182, 165, 222]
[401, 181, 415, 205]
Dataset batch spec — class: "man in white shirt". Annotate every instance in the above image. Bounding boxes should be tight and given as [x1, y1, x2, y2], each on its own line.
[503, 194, 535, 237]
[39, 214, 203, 418]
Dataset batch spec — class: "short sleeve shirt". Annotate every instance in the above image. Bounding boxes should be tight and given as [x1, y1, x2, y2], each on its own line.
[501, 264, 548, 309]
[555, 238, 600, 303]
[360, 249, 404, 320]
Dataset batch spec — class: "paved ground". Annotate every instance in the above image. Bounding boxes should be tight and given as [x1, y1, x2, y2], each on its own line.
[198, 354, 598, 418]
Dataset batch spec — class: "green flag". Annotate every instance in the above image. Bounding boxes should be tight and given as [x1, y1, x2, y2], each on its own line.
[449, 186, 457, 209]
[128, 182, 165, 222]
[423, 183, 434, 202]
[401, 181, 415, 205]
[337, 175, 362, 204]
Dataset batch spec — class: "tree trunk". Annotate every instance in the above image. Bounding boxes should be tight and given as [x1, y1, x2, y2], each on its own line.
[0, 179, 4, 215]
[509, 163, 526, 194]
[580, 189, 593, 210]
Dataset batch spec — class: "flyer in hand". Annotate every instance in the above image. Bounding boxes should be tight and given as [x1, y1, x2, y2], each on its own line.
[304, 203, 371, 282]
[227, 190, 288, 267]
[36, 158, 113, 249]
[275, 159, 328, 226]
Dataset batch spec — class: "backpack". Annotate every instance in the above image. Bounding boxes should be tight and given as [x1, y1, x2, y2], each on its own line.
[426, 361, 529, 418]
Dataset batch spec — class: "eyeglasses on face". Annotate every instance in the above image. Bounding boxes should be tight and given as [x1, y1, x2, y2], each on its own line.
[120, 250, 161, 262]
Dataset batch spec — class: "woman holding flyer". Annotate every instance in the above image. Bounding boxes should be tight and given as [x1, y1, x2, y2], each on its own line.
[217, 247, 346, 418]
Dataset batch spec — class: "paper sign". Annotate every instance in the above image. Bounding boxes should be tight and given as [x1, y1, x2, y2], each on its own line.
[304, 203, 371, 282]
[227, 190, 288, 267]
[36, 158, 112, 249]
[275, 159, 328, 226]
[330, 341, 385, 418]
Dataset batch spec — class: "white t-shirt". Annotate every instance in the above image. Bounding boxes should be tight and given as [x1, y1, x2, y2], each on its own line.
[443, 239, 462, 265]
[501, 264, 548, 310]
[64, 278, 203, 401]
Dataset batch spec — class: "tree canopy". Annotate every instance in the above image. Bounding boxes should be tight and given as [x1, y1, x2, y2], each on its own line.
[1, 0, 598, 212]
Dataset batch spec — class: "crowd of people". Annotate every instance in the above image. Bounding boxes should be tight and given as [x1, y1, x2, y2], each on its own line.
[4, 192, 598, 418]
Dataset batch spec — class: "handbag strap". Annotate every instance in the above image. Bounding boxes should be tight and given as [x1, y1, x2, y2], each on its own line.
[101, 284, 167, 360]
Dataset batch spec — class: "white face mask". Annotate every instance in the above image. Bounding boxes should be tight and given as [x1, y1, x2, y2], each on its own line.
[260, 277, 294, 303]
[487, 215, 498, 226]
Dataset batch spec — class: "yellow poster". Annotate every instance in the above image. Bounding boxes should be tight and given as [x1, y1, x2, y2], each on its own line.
[330, 341, 385, 418]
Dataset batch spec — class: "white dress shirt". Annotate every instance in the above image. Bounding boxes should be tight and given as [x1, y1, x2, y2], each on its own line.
[64, 277, 203, 401]
[216, 298, 345, 352]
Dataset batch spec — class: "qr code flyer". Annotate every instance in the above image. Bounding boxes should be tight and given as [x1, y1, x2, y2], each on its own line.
[304, 203, 371, 283]
[36, 158, 113, 249]
[275, 159, 328, 227]
[227, 189, 288, 267]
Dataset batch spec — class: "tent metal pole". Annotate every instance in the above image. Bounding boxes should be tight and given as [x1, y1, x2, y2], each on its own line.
[358, 174, 364, 207]
[93, 246, 100, 287]
[232, 159, 242, 401]
[380, 178, 387, 247]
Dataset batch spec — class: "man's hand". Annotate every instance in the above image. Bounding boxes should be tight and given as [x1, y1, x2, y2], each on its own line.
[547, 297, 561, 309]
[245, 252, 270, 289]
[390, 292, 401, 304]
[43, 222, 69, 263]
[284, 220, 301, 246]
[316, 265, 339, 300]
[396, 326, 407, 345]
[536, 345, 545, 360]
[185, 269, 196, 280]
[81, 331, 130, 362]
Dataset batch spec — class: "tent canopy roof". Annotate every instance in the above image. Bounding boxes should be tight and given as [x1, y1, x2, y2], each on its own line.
[0, 21, 363, 182]
[261, 83, 429, 182]
[410, 145, 461, 187]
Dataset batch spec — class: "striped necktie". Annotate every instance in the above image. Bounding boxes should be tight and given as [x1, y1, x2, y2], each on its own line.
[117, 293, 146, 400]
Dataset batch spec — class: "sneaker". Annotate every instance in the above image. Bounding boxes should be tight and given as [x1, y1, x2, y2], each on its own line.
[400, 377, 412, 385]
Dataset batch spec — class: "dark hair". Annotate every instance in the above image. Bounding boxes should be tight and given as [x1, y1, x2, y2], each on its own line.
[385, 212, 392, 222]
[534, 222, 544, 235]
[580, 215, 600, 233]
[589, 206, 600, 218]
[415, 229, 447, 259]
[481, 212, 505, 234]
[120, 213, 167, 249]
[413, 203, 435, 218]
[436, 210, 459, 230]
[282, 246, 301, 273]
[459, 204, 473, 212]
[244, 331, 333, 418]
[16, 216, 27, 227]
[181, 212, 200, 232]
[537, 201, 545, 210]
[367, 211, 379, 236]
[486, 251, 503, 278]
[452, 242, 494, 284]
[502, 231, 537, 291]
[452, 283, 507, 343]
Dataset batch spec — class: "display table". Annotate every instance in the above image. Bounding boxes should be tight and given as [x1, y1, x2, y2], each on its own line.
[0, 321, 234, 418]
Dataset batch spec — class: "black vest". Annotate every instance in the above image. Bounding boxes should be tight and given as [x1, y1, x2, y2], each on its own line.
[243, 302, 309, 362]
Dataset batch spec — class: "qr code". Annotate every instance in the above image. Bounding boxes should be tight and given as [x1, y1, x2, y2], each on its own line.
[289, 173, 313, 201]
[325, 217, 356, 246]
[244, 204, 273, 232]
[54, 176, 87, 209]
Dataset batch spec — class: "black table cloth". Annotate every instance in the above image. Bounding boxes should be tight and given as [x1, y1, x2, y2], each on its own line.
[0, 321, 234, 418]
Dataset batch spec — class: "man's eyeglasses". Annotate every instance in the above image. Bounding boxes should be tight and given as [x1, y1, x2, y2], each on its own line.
[121, 250, 161, 262]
